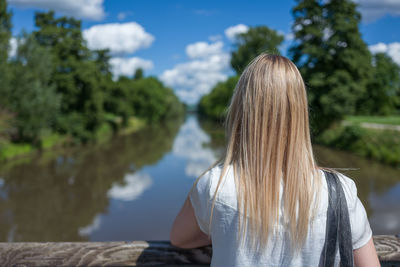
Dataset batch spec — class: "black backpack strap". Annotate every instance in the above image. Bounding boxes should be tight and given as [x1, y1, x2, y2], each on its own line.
[335, 172, 354, 267]
[319, 170, 354, 267]
[319, 170, 339, 267]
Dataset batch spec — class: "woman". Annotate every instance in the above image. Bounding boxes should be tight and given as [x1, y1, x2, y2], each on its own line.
[170, 54, 380, 266]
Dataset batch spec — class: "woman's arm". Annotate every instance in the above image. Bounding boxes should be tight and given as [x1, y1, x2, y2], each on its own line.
[353, 237, 381, 267]
[170, 196, 211, 249]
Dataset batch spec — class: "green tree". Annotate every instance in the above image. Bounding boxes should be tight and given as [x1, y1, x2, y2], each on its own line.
[0, 0, 11, 62]
[231, 26, 284, 74]
[7, 34, 60, 143]
[0, 0, 12, 108]
[93, 49, 112, 78]
[105, 74, 184, 125]
[358, 53, 400, 115]
[129, 76, 184, 123]
[33, 11, 104, 142]
[290, 0, 372, 134]
[133, 68, 144, 80]
[105, 76, 135, 126]
[198, 76, 239, 120]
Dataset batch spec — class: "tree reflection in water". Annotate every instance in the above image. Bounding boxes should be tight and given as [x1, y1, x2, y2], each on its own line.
[0, 117, 183, 242]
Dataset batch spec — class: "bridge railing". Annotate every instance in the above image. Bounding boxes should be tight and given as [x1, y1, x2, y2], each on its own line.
[0, 235, 399, 266]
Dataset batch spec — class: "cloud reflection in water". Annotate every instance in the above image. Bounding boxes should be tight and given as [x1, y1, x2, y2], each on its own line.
[368, 182, 400, 235]
[172, 117, 217, 178]
[79, 215, 102, 236]
[107, 172, 153, 201]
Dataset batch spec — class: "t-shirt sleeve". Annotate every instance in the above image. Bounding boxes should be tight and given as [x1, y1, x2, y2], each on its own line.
[340, 174, 373, 250]
[188, 169, 213, 236]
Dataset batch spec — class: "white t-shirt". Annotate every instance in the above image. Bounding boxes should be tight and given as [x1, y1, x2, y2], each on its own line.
[189, 165, 372, 267]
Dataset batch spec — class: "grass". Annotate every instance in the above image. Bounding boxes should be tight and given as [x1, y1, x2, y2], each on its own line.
[345, 115, 400, 126]
[0, 141, 33, 161]
[95, 122, 114, 144]
[41, 132, 68, 149]
[119, 117, 146, 135]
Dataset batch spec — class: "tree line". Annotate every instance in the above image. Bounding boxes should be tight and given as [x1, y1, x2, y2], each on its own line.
[199, 0, 400, 136]
[0, 2, 184, 149]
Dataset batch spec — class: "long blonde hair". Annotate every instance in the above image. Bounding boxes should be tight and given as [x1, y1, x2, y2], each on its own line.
[196, 53, 321, 252]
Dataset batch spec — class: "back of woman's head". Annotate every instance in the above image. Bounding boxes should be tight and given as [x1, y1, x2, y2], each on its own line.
[212, 53, 320, 252]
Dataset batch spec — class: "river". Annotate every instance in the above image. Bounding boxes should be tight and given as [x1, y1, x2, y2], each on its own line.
[0, 114, 399, 242]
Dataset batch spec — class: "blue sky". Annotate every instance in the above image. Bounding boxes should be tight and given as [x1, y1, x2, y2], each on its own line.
[7, 0, 400, 103]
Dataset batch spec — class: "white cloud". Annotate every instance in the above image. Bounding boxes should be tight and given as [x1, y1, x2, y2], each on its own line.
[369, 42, 387, 53]
[83, 22, 154, 55]
[9, 0, 105, 20]
[186, 41, 224, 59]
[224, 24, 249, 41]
[209, 34, 223, 42]
[117, 12, 129, 21]
[110, 57, 154, 78]
[107, 172, 153, 201]
[9, 37, 18, 58]
[356, 0, 400, 22]
[369, 42, 400, 65]
[172, 116, 218, 177]
[160, 41, 230, 104]
[285, 33, 294, 41]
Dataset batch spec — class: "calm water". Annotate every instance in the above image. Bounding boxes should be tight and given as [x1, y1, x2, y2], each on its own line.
[0, 114, 399, 242]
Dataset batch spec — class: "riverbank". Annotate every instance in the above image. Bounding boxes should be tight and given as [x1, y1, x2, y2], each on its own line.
[0, 116, 146, 162]
[316, 123, 400, 167]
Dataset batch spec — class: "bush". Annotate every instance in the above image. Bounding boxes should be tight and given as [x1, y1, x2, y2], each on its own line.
[317, 125, 400, 167]
[198, 76, 239, 121]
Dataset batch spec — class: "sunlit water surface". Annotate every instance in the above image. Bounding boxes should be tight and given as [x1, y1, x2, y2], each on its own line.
[0, 114, 399, 242]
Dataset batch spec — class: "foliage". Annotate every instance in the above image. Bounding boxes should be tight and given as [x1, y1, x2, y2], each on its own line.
[7, 34, 60, 144]
[131, 77, 183, 123]
[0, 0, 12, 110]
[317, 125, 400, 166]
[290, 0, 372, 135]
[33, 11, 105, 142]
[119, 76, 185, 123]
[0, 0, 11, 63]
[134, 68, 144, 80]
[103, 79, 133, 127]
[0, 9, 184, 160]
[357, 53, 400, 115]
[231, 26, 284, 74]
[0, 109, 14, 141]
[198, 76, 239, 120]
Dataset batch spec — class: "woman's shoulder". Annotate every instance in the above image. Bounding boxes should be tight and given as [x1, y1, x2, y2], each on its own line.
[193, 164, 236, 205]
[318, 169, 359, 210]
[192, 164, 225, 195]
[199, 163, 233, 185]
